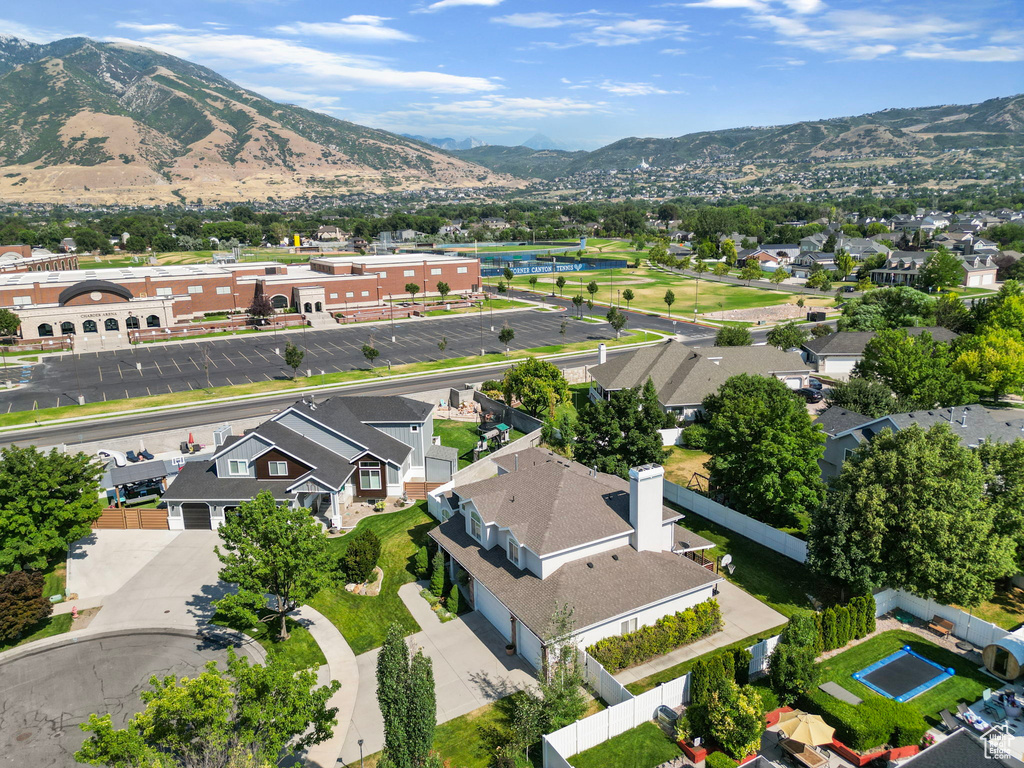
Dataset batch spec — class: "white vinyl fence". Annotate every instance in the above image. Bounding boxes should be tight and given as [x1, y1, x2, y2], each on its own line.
[663, 480, 808, 563]
[874, 588, 1011, 649]
[543, 634, 783, 767]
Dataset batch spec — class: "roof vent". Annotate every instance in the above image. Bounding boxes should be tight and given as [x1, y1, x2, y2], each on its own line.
[587, 562, 594, 569]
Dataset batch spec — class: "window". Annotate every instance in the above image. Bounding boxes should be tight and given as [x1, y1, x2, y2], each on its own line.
[507, 537, 519, 565]
[216, 286, 231, 295]
[457, 266, 468, 274]
[345, 292, 354, 298]
[156, 287, 172, 296]
[228, 460, 247, 475]
[620, 618, 637, 636]
[844, 449, 856, 462]
[83, 320, 98, 333]
[410, 425, 419, 432]
[12, 296, 30, 306]
[187, 285, 203, 294]
[146, 315, 161, 328]
[268, 461, 288, 477]
[360, 291, 369, 297]
[431, 268, 442, 275]
[403, 269, 415, 277]
[378, 271, 387, 278]
[359, 466, 382, 490]
[470, 511, 482, 541]
[329, 293, 338, 299]
[104, 318, 119, 331]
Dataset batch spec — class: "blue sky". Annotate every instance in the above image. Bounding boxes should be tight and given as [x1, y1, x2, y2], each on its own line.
[2, 0, 1023, 149]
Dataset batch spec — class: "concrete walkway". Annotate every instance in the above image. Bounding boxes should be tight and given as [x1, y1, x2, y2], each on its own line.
[613, 581, 787, 685]
[340, 581, 535, 765]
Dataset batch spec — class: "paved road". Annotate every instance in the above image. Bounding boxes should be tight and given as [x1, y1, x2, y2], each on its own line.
[0, 309, 624, 414]
[0, 632, 252, 768]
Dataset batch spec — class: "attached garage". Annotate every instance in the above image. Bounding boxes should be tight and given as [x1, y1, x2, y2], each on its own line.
[473, 580, 513, 642]
[819, 356, 859, 375]
[516, 622, 543, 670]
[783, 376, 803, 389]
[180, 502, 212, 529]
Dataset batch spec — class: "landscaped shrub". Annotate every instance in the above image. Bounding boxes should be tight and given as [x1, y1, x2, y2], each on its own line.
[430, 549, 446, 597]
[697, 680, 765, 760]
[342, 529, 382, 584]
[733, 647, 753, 685]
[446, 584, 459, 614]
[821, 608, 837, 651]
[768, 642, 820, 706]
[835, 605, 851, 648]
[587, 599, 722, 672]
[864, 593, 877, 634]
[705, 752, 738, 768]
[800, 690, 928, 752]
[0, 570, 52, 642]
[414, 546, 429, 578]
[682, 423, 709, 450]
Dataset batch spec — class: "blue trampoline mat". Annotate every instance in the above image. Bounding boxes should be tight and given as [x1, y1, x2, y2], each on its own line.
[853, 646, 954, 702]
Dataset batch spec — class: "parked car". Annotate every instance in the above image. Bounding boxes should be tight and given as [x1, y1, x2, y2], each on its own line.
[808, 378, 823, 390]
[795, 388, 823, 403]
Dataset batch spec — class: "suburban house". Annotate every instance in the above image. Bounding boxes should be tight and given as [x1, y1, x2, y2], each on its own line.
[789, 252, 836, 279]
[428, 448, 721, 669]
[316, 225, 349, 241]
[162, 395, 457, 529]
[869, 251, 998, 287]
[588, 340, 811, 420]
[801, 327, 958, 377]
[819, 405, 1024, 478]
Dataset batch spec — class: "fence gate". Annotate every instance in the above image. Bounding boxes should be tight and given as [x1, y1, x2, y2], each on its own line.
[92, 506, 168, 530]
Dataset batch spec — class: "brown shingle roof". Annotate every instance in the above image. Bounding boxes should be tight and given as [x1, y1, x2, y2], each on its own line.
[429, 520, 722, 638]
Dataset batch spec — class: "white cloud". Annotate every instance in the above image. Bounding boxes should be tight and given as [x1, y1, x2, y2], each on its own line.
[904, 44, 1024, 62]
[684, 0, 768, 10]
[274, 16, 417, 42]
[660, 47, 687, 55]
[115, 22, 185, 32]
[493, 11, 689, 46]
[384, 95, 612, 122]
[597, 80, 680, 96]
[107, 31, 499, 93]
[417, 0, 505, 12]
[239, 83, 343, 110]
[0, 18, 71, 43]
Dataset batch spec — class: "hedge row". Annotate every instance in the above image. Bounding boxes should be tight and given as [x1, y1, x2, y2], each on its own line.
[800, 688, 928, 752]
[816, 594, 876, 654]
[587, 599, 722, 672]
[704, 753, 738, 768]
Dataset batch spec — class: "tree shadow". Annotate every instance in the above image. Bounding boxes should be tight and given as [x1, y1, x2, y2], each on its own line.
[68, 533, 97, 560]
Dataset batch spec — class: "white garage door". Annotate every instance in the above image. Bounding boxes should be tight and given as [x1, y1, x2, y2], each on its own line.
[823, 357, 858, 375]
[473, 581, 512, 642]
[784, 377, 802, 390]
[517, 622, 543, 670]
[969, 275, 980, 286]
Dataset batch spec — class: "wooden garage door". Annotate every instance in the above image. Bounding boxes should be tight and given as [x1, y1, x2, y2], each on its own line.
[181, 503, 212, 530]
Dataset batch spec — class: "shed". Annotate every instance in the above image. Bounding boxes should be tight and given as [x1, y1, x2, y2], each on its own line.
[982, 635, 1024, 680]
[425, 445, 458, 484]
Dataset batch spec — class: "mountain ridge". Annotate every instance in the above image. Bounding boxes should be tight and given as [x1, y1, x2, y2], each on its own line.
[0, 35, 518, 204]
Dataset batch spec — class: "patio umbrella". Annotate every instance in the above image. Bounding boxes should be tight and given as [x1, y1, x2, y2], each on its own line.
[778, 712, 835, 746]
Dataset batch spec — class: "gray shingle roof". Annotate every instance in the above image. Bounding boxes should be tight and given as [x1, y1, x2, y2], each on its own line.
[426, 444, 458, 462]
[589, 340, 808, 407]
[286, 397, 417, 465]
[802, 327, 958, 356]
[815, 407, 870, 436]
[836, 405, 1024, 448]
[251, 420, 355, 489]
[459, 447, 707, 556]
[162, 460, 293, 502]
[900, 730, 988, 768]
[429, 521, 721, 638]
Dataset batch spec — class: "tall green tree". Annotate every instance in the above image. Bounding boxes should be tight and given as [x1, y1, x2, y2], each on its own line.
[663, 289, 675, 317]
[405, 282, 420, 303]
[435, 281, 450, 303]
[836, 286, 935, 331]
[721, 239, 738, 267]
[574, 379, 667, 477]
[214, 491, 335, 640]
[856, 328, 973, 409]
[536, 605, 588, 731]
[501, 359, 569, 417]
[0, 308, 21, 338]
[979, 440, 1024, 561]
[701, 374, 825, 527]
[77, 649, 339, 768]
[953, 328, 1024, 398]
[622, 288, 635, 309]
[498, 322, 515, 353]
[405, 650, 437, 767]
[934, 291, 971, 333]
[824, 377, 902, 418]
[0, 446, 102, 572]
[606, 307, 627, 337]
[715, 326, 752, 346]
[919, 247, 964, 290]
[377, 624, 411, 768]
[808, 424, 1016, 605]
[768, 614, 820, 706]
[284, 341, 304, 380]
[834, 250, 856, 281]
[766, 322, 809, 350]
[555, 275, 566, 296]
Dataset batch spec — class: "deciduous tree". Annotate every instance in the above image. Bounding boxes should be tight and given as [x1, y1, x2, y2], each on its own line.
[824, 377, 902, 418]
[574, 379, 667, 477]
[715, 326, 752, 346]
[501, 358, 569, 417]
[856, 328, 973, 409]
[664, 288, 675, 317]
[0, 570, 52, 642]
[766, 322, 809, 350]
[214, 491, 335, 640]
[622, 288, 635, 309]
[606, 307, 627, 337]
[919, 246, 964, 290]
[284, 341, 304, 380]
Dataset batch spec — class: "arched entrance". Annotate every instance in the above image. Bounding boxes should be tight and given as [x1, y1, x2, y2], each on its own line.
[271, 295, 288, 310]
[37, 323, 53, 337]
[83, 320, 98, 333]
[303, 302, 313, 313]
[315, 301, 323, 312]
[60, 322, 75, 335]
[146, 315, 160, 328]
[105, 318, 119, 331]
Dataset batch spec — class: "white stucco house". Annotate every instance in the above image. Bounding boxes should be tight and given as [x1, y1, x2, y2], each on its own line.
[428, 448, 721, 669]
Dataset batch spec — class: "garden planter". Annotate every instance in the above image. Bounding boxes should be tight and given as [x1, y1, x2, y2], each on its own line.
[505, 644, 516, 656]
[678, 741, 706, 762]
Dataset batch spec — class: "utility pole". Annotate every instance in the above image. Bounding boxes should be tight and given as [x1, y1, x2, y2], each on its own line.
[478, 300, 484, 356]
[389, 293, 395, 342]
[67, 333, 83, 404]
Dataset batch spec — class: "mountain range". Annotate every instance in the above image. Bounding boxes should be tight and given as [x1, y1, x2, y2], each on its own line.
[455, 95, 1024, 179]
[0, 35, 516, 205]
[402, 135, 487, 151]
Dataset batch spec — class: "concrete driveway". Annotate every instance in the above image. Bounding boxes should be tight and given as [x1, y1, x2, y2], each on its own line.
[340, 581, 535, 765]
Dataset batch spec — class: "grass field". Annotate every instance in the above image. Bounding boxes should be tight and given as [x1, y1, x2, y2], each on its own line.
[568, 722, 681, 768]
[210, 610, 327, 670]
[969, 583, 1024, 630]
[309, 503, 434, 654]
[435, 418, 526, 469]
[510, 266, 829, 317]
[42, 560, 67, 599]
[662, 447, 710, 488]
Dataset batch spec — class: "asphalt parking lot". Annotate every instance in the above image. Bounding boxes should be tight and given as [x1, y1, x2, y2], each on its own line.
[0, 632, 254, 767]
[0, 309, 628, 413]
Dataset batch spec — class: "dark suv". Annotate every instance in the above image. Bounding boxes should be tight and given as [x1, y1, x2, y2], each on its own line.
[795, 387, 823, 403]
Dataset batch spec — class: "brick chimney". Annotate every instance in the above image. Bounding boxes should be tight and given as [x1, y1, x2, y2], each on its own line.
[629, 464, 664, 552]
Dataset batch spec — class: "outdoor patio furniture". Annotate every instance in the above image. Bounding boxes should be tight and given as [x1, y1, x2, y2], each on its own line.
[939, 709, 961, 732]
[984, 689, 1007, 720]
[125, 450, 140, 463]
[140, 449, 154, 460]
[958, 706, 992, 734]
[779, 738, 828, 768]
[929, 615, 954, 637]
[957, 702, 971, 716]
[180, 441, 190, 454]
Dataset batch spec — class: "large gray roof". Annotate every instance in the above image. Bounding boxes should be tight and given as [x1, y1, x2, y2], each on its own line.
[250, 420, 355, 490]
[460, 448, 710, 556]
[802, 327, 958, 356]
[430, 520, 721, 638]
[162, 460, 293, 503]
[815, 407, 870, 437]
[284, 396, 421, 465]
[588, 340, 808, 407]
[839, 405, 1024, 448]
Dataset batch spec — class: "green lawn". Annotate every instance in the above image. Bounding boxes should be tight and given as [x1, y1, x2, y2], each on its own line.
[210, 610, 327, 670]
[41, 560, 67, 599]
[810, 630, 993, 724]
[435, 418, 527, 469]
[0, 612, 73, 652]
[568, 722, 681, 768]
[309, 503, 434, 654]
[662, 447, 710, 488]
[424, 298, 531, 316]
[972, 583, 1024, 630]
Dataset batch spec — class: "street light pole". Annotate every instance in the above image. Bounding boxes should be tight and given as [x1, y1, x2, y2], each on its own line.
[478, 300, 484, 356]
[67, 333, 83, 404]
[389, 293, 395, 342]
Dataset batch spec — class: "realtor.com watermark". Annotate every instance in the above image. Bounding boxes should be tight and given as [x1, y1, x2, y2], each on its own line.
[986, 722, 1013, 760]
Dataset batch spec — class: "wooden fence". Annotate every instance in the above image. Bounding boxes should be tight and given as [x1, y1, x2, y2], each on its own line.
[92, 506, 168, 530]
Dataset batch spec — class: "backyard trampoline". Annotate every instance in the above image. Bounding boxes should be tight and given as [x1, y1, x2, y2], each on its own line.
[852, 646, 954, 702]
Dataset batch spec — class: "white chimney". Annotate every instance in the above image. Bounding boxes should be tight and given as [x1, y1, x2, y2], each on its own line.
[598, 343, 607, 365]
[629, 464, 664, 553]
